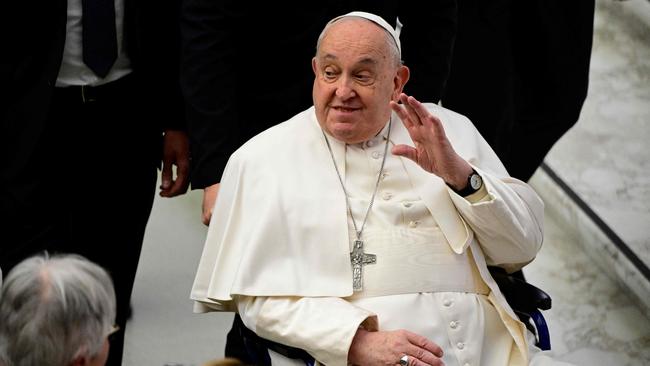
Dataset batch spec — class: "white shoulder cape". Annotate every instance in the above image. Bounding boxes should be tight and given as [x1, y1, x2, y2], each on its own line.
[191, 104, 511, 312]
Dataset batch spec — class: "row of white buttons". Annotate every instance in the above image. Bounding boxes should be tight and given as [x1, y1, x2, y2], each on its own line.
[378, 192, 416, 209]
[372, 155, 418, 228]
[366, 136, 388, 148]
[403, 202, 418, 229]
[442, 298, 469, 365]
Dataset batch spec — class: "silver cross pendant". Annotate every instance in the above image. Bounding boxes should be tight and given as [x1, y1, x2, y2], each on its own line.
[350, 240, 377, 291]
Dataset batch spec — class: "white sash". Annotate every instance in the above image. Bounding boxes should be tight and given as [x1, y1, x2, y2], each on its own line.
[348, 228, 489, 299]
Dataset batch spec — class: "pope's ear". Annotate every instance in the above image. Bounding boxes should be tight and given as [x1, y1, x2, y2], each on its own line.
[312, 57, 318, 76]
[393, 65, 410, 100]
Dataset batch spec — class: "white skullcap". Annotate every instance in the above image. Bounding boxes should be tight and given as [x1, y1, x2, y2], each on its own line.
[326, 11, 401, 57]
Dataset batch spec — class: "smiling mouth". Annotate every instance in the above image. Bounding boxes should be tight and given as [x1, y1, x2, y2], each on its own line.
[332, 106, 360, 112]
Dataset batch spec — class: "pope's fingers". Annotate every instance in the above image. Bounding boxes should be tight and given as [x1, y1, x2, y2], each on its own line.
[399, 94, 422, 125]
[397, 354, 443, 366]
[391, 144, 418, 163]
[407, 348, 445, 366]
[390, 101, 414, 128]
[201, 184, 220, 226]
[405, 331, 444, 358]
[201, 205, 213, 226]
[406, 96, 443, 131]
[403, 345, 445, 366]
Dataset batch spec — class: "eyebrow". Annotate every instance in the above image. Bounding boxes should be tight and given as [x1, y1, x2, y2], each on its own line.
[321, 53, 378, 66]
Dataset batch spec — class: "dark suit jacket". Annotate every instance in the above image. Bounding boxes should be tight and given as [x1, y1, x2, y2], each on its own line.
[0, 0, 184, 127]
[180, 1, 457, 188]
[442, 0, 594, 180]
[0, 0, 185, 213]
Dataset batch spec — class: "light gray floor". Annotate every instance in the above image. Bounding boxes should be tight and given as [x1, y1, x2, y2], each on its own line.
[123, 0, 650, 364]
[525, 205, 650, 365]
[123, 189, 232, 366]
[543, 0, 650, 310]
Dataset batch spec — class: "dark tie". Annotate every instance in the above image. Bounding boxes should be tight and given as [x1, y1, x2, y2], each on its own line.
[82, 0, 118, 78]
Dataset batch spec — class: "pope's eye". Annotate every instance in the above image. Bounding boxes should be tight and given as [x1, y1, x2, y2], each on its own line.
[324, 69, 337, 80]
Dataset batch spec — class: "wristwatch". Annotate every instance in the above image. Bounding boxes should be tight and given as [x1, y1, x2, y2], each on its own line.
[453, 169, 483, 197]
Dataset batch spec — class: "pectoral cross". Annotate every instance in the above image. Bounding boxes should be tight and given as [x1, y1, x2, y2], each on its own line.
[350, 240, 376, 292]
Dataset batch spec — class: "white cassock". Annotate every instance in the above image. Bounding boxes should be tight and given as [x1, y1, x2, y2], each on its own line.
[191, 104, 573, 366]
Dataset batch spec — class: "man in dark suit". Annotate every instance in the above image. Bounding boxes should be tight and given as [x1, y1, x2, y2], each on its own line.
[442, 0, 595, 181]
[0, 0, 190, 364]
[180, 2, 457, 361]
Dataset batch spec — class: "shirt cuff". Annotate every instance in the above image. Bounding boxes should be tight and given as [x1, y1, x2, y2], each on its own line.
[447, 181, 490, 203]
[463, 183, 490, 203]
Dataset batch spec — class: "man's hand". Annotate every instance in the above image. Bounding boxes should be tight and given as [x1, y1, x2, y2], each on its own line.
[202, 183, 220, 225]
[348, 328, 444, 366]
[390, 93, 473, 191]
[159, 130, 190, 197]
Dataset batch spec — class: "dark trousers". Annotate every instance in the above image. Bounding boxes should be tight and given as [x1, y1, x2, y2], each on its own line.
[0, 74, 160, 366]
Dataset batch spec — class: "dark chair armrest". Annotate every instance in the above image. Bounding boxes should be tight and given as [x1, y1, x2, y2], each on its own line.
[488, 266, 552, 312]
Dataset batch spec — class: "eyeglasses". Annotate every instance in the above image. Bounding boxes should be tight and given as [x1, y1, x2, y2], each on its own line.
[107, 324, 120, 342]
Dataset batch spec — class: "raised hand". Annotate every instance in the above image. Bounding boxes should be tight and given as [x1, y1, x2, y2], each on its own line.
[390, 93, 472, 190]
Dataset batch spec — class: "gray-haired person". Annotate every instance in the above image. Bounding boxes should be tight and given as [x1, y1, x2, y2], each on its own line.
[0, 254, 117, 366]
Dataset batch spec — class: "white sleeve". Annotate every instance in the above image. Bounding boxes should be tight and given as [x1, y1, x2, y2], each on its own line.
[235, 295, 377, 366]
[449, 168, 545, 270]
[435, 106, 545, 270]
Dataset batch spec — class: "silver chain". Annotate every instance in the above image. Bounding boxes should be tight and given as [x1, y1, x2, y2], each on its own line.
[322, 117, 392, 241]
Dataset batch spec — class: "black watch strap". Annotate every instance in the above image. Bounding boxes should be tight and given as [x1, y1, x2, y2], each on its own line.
[451, 169, 483, 197]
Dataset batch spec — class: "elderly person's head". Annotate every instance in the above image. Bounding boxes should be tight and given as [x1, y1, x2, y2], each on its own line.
[312, 12, 410, 144]
[0, 254, 116, 366]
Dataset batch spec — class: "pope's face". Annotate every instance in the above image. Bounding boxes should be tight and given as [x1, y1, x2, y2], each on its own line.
[312, 19, 408, 143]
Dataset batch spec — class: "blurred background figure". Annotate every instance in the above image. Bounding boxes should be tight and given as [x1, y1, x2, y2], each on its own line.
[442, 0, 595, 181]
[0, 0, 189, 363]
[0, 253, 117, 366]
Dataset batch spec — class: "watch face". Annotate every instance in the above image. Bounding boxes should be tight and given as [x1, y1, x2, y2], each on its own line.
[470, 173, 482, 190]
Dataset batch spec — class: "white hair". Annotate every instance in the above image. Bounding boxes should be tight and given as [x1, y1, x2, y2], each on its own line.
[0, 253, 116, 366]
